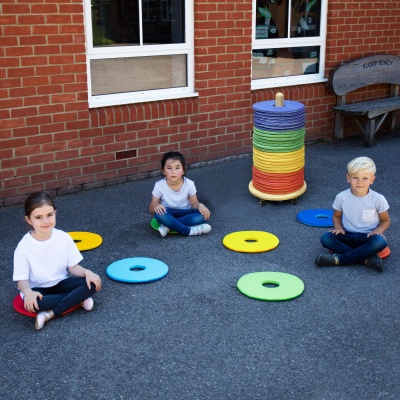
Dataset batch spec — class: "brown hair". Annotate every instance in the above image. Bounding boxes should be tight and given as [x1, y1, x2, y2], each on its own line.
[24, 192, 56, 217]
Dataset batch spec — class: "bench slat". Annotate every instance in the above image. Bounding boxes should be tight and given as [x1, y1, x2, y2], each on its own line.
[334, 97, 400, 118]
[330, 55, 400, 96]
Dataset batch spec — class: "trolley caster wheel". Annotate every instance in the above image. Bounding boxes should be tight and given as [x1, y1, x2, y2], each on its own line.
[260, 200, 266, 207]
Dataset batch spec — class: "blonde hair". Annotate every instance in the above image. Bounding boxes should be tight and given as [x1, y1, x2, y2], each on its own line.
[347, 157, 376, 175]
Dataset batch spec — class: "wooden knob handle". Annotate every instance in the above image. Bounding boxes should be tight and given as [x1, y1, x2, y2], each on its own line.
[275, 92, 284, 107]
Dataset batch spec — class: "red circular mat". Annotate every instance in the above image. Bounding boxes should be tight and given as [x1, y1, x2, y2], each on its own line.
[13, 294, 80, 318]
[252, 166, 304, 194]
[378, 246, 390, 259]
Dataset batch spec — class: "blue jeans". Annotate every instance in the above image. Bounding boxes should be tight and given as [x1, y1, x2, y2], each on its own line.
[33, 277, 97, 317]
[154, 208, 207, 236]
[320, 231, 387, 265]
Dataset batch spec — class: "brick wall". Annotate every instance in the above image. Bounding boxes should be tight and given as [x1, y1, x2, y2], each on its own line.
[1, 0, 400, 206]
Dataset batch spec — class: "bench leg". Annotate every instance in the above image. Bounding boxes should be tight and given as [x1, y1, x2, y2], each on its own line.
[390, 110, 398, 130]
[334, 112, 344, 140]
[364, 119, 375, 147]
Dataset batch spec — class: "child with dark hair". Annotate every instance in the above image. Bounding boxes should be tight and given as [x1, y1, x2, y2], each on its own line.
[13, 192, 102, 330]
[149, 151, 211, 237]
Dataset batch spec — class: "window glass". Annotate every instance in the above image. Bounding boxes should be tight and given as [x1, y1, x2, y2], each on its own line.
[255, 0, 287, 39]
[91, 0, 185, 46]
[290, 0, 320, 38]
[91, 0, 139, 46]
[255, 0, 320, 39]
[253, 0, 325, 87]
[252, 46, 319, 79]
[90, 55, 187, 95]
[143, 0, 185, 44]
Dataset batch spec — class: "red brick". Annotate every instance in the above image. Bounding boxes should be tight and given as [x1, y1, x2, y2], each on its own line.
[15, 165, 42, 177]
[40, 122, 65, 134]
[30, 172, 57, 184]
[3, 176, 31, 189]
[23, 96, 50, 107]
[57, 167, 81, 179]
[55, 149, 80, 161]
[29, 153, 54, 165]
[37, 85, 63, 96]
[53, 132, 79, 143]
[46, 179, 71, 190]
[42, 160, 68, 172]
[52, 112, 78, 123]
[25, 115, 52, 127]
[36, 65, 63, 76]
[31, 4, 58, 13]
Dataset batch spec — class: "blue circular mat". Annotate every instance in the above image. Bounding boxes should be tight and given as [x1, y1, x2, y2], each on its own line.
[253, 100, 306, 131]
[106, 257, 169, 283]
[297, 209, 334, 227]
[253, 100, 305, 114]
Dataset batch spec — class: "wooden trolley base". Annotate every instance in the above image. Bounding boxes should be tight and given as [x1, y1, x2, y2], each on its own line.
[249, 181, 307, 206]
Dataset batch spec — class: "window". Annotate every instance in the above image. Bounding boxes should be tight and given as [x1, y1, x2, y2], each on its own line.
[84, 0, 195, 108]
[252, 0, 328, 89]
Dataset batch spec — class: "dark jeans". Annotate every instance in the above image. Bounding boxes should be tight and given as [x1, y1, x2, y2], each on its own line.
[321, 231, 387, 265]
[33, 277, 97, 317]
[154, 208, 206, 236]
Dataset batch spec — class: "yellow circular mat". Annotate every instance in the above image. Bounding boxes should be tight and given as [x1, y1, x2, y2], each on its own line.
[68, 231, 103, 251]
[223, 231, 279, 253]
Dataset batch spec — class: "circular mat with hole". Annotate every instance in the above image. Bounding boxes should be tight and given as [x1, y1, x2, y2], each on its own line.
[106, 257, 169, 283]
[13, 294, 80, 317]
[296, 209, 334, 227]
[237, 272, 304, 301]
[378, 246, 390, 259]
[68, 232, 103, 251]
[150, 218, 177, 234]
[223, 231, 279, 253]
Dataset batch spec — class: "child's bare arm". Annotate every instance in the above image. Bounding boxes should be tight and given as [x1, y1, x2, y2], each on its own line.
[189, 194, 210, 220]
[18, 280, 43, 312]
[149, 195, 166, 215]
[368, 211, 390, 237]
[68, 264, 102, 291]
[331, 210, 345, 235]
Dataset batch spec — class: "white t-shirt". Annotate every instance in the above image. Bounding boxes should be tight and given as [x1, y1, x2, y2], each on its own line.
[332, 188, 389, 233]
[13, 228, 83, 288]
[152, 177, 196, 209]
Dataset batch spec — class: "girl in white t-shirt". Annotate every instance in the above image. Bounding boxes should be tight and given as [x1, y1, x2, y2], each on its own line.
[149, 151, 211, 237]
[13, 192, 102, 330]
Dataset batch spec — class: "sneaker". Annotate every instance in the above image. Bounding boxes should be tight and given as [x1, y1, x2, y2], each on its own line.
[81, 297, 94, 311]
[35, 311, 53, 330]
[189, 224, 212, 236]
[365, 255, 383, 272]
[158, 224, 169, 237]
[315, 253, 339, 266]
[35, 312, 47, 330]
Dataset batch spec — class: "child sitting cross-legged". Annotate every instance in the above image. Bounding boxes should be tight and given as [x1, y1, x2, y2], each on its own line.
[315, 157, 390, 272]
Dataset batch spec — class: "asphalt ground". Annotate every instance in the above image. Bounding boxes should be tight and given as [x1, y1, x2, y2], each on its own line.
[1, 130, 400, 400]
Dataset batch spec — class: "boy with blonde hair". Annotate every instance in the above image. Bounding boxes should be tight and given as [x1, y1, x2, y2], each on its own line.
[315, 156, 390, 272]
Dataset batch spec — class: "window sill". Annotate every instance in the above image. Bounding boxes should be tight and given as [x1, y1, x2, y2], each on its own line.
[88, 89, 199, 108]
[252, 76, 328, 91]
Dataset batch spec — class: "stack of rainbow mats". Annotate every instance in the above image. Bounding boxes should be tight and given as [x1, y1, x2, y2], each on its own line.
[249, 99, 307, 201]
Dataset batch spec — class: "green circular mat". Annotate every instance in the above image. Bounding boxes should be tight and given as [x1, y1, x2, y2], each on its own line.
[150, 218, 177, 234]
[237, 272, 304, 301]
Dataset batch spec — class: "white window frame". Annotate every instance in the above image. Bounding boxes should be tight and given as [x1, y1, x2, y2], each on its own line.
[83, 0, 197, 108]
[251, 0, 328, 90]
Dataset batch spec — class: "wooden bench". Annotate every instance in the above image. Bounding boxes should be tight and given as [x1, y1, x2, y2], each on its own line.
[329, 55, 400, 146]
